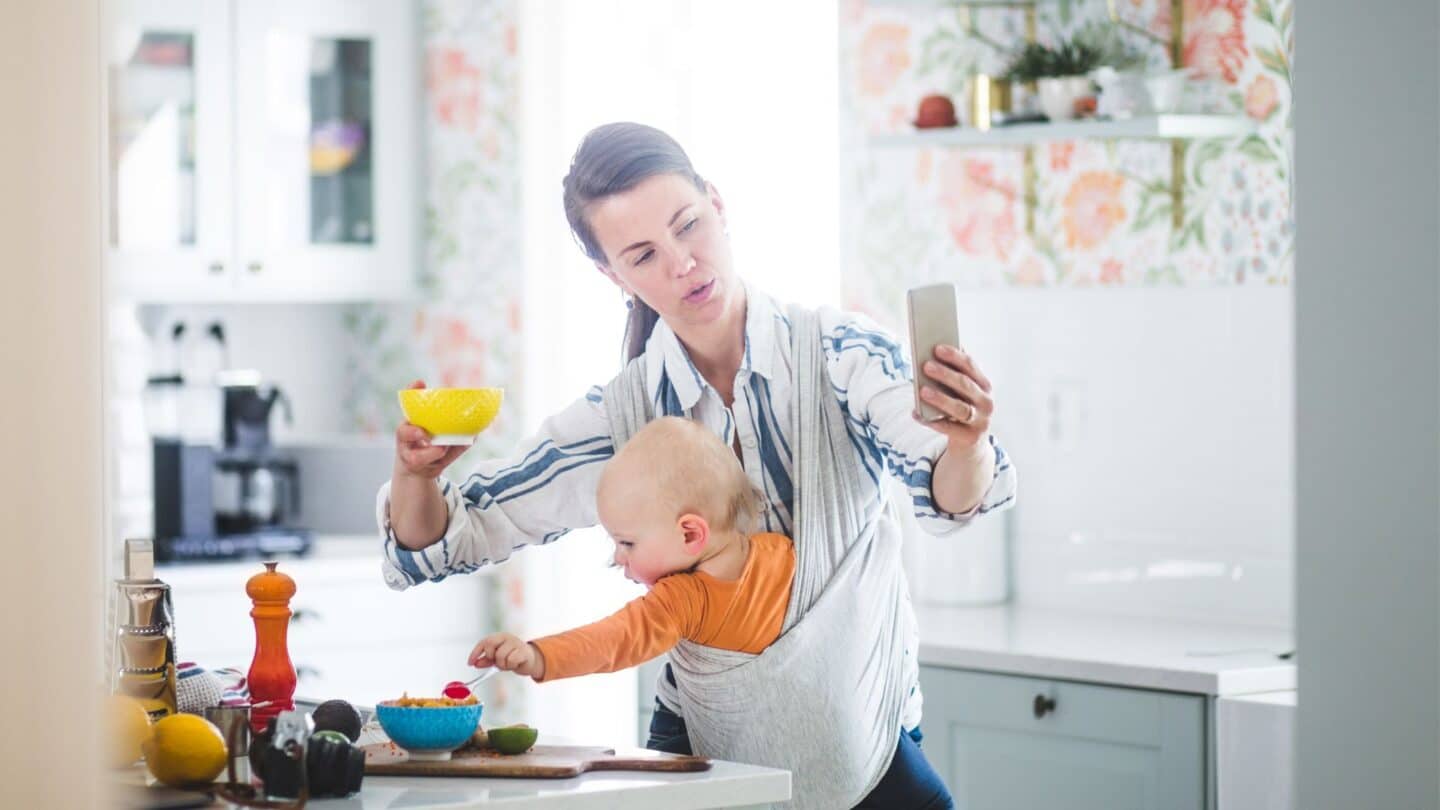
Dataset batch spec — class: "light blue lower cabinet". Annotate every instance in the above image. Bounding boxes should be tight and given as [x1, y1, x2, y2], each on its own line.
[918, 665, 1206, 810]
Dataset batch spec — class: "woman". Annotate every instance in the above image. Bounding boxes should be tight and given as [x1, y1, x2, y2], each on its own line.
[381, 122, 1016, 808]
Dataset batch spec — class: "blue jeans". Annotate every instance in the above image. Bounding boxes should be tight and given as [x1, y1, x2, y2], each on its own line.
[646, 694, 954, 809]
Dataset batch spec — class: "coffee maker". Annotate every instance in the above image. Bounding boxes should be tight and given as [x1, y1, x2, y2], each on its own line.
[151, 370, 312, 562]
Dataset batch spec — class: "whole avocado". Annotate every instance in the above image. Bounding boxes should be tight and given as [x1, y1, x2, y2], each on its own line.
[311, 699, 363, 743]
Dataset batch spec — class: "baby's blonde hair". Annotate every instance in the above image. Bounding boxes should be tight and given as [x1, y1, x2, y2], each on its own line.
[600, 416, 761, 535]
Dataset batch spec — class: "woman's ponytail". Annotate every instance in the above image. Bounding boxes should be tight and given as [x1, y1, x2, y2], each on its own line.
[621, 297, 661, 365]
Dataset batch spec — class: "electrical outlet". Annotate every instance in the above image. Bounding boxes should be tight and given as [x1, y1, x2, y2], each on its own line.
[1045, 379, 1086, 451]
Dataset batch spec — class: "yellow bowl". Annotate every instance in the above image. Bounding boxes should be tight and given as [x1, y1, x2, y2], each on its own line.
[397, 387, 504, 445]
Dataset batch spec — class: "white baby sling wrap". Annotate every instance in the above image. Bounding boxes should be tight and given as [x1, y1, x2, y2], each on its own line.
[603, 306, 918, 809]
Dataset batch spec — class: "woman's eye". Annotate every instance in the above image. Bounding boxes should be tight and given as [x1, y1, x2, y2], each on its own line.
[679, 218, 697, 234]
[634, 249, 653, 266]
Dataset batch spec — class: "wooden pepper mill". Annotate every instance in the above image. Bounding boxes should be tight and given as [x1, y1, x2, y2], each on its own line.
[247, 561, 297, 734]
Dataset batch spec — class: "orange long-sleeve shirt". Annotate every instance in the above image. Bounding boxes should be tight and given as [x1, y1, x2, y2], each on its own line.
[531, 533, 795, 682]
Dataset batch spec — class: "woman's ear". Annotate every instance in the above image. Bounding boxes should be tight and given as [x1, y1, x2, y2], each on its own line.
[596, 262, 632, 294]
[706, 182, 727, 230]
[677, 513, 711, 556]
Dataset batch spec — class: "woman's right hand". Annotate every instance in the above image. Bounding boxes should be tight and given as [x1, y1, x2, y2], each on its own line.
[394, 380, 470, 479]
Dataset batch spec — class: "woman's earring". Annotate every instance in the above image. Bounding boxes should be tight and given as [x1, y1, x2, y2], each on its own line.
[625, 295, 634, 310]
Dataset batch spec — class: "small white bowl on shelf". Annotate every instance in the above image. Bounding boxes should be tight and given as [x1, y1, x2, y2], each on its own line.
[1142, 69, 1190, 114]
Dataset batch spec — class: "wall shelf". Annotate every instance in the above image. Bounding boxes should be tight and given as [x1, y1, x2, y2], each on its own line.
[869, 114, 1257, 148]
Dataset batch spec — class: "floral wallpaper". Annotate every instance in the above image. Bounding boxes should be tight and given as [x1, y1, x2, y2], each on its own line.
[839, 0, 1294, 323]
[340, 0, 526, 720]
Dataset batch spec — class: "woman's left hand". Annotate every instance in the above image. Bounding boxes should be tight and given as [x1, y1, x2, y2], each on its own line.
[915, 344, 993, 448]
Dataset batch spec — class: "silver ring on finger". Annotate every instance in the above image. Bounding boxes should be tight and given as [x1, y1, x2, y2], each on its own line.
[962, 401, 977, 424]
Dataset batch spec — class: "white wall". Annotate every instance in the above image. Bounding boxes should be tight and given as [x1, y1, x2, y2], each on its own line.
[0, 1, 106, 805]
[955, 286, 1294, 628]
[132, 302, 352, 440]
[1295, 2, 1439, 807]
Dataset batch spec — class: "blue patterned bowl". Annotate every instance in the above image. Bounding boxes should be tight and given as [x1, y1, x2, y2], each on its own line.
[374, 701, 483, 760]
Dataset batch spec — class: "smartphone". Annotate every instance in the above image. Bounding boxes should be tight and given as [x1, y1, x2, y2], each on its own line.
[907, 283, 961, 422]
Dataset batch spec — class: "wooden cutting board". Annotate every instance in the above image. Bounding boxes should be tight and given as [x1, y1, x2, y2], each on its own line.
[363, 742, 712, 778]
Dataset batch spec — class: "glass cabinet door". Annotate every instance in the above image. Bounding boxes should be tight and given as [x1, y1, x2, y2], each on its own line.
[106, 0, 233, 298]
[307, 39, 375, 246]
[235, 0, 418, 299]
[109, 30, 195, 249]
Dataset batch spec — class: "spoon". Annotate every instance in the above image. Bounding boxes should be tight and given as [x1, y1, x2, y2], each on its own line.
[463, 666, 499, 688]
[443, 667, 498, 699]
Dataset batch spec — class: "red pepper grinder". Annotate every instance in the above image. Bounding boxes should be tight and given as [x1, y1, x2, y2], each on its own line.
[247, 561, 297, 734]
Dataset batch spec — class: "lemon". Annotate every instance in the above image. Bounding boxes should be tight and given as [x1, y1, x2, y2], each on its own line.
[107, 695, 153, 768]
[142, 714, 228, 787]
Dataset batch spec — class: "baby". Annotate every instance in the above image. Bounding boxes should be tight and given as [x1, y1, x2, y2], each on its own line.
[467, 416, 795, 682]
[470, 417, 947, 804]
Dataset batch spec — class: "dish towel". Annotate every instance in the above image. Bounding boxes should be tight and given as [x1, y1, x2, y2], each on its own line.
[603, 305, 913, 809]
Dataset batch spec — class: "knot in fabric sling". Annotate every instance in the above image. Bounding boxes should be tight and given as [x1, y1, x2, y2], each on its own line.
[603, 306, 916, 809]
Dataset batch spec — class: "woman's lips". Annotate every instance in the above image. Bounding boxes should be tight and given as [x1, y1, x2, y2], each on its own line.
[683, 279, 716, 305]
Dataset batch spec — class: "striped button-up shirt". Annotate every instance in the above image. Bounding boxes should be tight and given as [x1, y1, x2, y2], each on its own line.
[377, 283, 1017, 726]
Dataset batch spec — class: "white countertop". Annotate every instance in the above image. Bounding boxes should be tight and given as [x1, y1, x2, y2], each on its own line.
[156, 534, 504, 587]
[300, 760, 790, 809]
[915, 604, 1295, 696]
[1221, 689, 1297, 708]
[117, 756, 788, 810]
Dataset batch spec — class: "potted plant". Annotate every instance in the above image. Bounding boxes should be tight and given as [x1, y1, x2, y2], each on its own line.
[1004, 23, 1139, 121]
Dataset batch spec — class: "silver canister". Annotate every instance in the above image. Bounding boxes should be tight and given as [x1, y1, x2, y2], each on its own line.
[111, 539, 179, 719]
[206, 705, 252, 783]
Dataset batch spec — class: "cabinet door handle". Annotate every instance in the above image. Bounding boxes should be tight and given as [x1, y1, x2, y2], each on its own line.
[247, 261, 263, 273]
[208, 261, 225, 274]
[1033, 694, 1056, 718]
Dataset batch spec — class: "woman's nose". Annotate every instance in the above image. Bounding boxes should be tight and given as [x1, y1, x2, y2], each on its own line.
[666, 246, 696, 279]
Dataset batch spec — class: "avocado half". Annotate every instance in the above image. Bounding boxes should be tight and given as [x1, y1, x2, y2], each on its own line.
[486, 724, 538, 755]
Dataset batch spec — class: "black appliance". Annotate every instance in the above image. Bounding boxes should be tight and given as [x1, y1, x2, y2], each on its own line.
[223, 382, 290, 451]
[152, 376, 312, 563]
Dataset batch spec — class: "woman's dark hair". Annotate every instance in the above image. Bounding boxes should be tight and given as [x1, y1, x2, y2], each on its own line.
[562, 123, 707, 362]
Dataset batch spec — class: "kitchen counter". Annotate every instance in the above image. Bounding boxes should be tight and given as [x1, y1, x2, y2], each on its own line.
[915, 604, 1295, 695]
[115, 757, 789, 810]
[303, 760, 790, 809]
[159, 533, 411, 570]
[1217, 690, 1297, 809]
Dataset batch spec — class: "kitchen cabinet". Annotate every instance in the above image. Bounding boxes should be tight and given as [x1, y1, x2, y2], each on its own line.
[918, 665, 1206, 809]
[1216, 691, 1295, 810]
[160, 543, 485, 707]
[104, 0, 419, 303]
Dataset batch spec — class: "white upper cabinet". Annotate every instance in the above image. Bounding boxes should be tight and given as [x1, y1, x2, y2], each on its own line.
[105, 0, 419, 303]
[106, 0, 234, 300]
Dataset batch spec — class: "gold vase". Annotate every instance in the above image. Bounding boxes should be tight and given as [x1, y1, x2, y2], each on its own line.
[967, 74, 1012, 131]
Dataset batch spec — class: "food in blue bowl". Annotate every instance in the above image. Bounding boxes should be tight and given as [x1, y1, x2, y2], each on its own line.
[374, 695, 483, 761]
